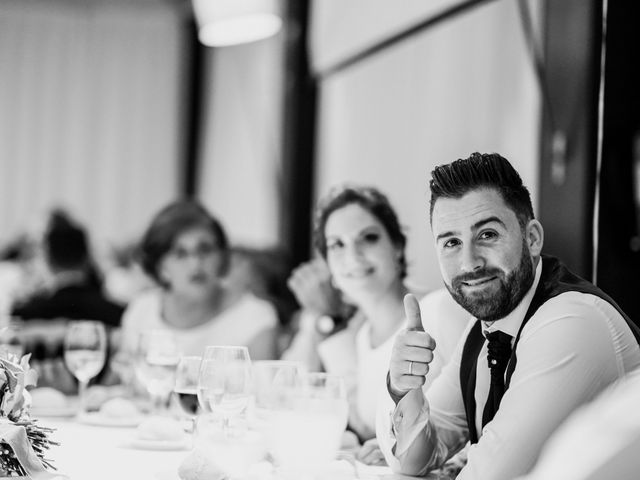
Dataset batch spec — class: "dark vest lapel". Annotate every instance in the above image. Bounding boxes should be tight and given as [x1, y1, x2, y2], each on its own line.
[460, 320, 483, 444]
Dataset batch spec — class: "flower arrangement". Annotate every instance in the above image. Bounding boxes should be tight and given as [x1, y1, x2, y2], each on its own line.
[0, 350, 58, 477]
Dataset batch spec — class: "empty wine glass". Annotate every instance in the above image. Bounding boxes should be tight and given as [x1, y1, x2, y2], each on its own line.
[63, 320, 107, 413]
[174, 355, 202, 430]
[135, 330, 180, 414]
[197, 345, 252, 438]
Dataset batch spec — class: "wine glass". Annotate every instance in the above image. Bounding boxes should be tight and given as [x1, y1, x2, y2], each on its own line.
[174, 355, 202, 430]
[268, 372, 349, 478]
[63, 320, 107, 413]
[135, 330, 180, 414]
[252, 360, 304, 414]
[197, 345, 252, 437]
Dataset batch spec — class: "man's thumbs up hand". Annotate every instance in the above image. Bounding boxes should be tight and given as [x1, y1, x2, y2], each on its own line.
[404, 294, 424, 332]
[388, 294, 436, 397]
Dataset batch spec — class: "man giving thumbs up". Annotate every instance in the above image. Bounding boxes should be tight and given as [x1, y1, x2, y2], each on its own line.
[388, 294, 436, 399]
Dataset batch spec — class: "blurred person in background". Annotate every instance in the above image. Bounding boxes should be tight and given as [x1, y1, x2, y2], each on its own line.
[12, 209, 124, 326]
[283, 185, 469, 466]
[11, 209, 125, 393]
[102, 240, 155, 306]
[0, 233, 42, 318]
[284, 185, 410, 448]
[120, 200, 279, 360]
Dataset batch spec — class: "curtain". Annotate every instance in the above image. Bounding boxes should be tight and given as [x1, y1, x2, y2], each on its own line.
[196, 26, 285, 249]
[0, 0, 189, 253]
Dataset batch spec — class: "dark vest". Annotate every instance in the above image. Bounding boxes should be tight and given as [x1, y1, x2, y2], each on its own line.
[460, 255, 640, 443]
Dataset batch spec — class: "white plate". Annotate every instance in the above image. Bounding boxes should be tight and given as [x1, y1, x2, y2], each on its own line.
[31, 406, 78, 418]
[77, 411, 143, 428]
[122, 437, 191, 451]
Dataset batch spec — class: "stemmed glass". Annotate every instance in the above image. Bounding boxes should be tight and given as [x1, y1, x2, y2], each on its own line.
[135, 330, 180, 414]
[63, 320, 107, 413]
[173, 355, 202, 431]
[252, 360, 304, 414]
[197, 345, 252, 437]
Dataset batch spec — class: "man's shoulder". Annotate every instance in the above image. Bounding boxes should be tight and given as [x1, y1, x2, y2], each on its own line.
[524, 291, 639, 356]
[530, 290, 622, 326]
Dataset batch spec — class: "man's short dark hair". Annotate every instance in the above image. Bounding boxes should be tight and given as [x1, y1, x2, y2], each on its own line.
[44, 210, 89, 271]
[429, 152, 535, 228]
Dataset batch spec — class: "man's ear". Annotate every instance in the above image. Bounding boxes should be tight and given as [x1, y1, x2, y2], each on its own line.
[526, 219, 544, 256]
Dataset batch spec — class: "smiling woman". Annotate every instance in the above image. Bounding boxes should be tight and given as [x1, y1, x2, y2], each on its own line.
[286, 185, 411, 450]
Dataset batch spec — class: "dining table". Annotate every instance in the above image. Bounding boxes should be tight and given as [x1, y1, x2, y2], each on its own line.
[34, 410, 425, 480]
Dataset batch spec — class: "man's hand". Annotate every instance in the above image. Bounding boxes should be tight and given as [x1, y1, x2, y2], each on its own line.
[389, 294, 436, 397]
[287, 259, 342, 317]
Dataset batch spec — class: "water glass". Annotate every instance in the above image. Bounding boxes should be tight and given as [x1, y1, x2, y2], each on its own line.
[63, 320, 107, 412]
[197, 345, 252, 437]
[135, 330, 180, 413]
[252, 360, 304, 414]
[267, 372, 349, 474]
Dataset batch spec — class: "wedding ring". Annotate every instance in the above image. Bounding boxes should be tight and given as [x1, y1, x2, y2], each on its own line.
[409, 360, 414, 375]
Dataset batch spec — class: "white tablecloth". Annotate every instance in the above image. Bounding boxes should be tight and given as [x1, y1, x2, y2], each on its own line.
[37, 415, 423, 480]
[41, 417, 187, 480]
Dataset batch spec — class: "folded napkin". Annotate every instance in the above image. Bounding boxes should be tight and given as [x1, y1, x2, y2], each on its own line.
[178, 448, 228, 480]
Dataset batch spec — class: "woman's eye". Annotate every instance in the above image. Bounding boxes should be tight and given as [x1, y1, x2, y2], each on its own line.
[363, 233, 380, 244]
[172, 248, 188, 259]
[196, 243, 218, 256]
[327, 240, 343, 251]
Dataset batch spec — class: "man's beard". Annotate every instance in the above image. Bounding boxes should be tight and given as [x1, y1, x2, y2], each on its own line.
[446, 240, 535, 322]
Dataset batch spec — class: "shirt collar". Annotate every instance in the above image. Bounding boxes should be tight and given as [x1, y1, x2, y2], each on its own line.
[482, 257, 543, 339]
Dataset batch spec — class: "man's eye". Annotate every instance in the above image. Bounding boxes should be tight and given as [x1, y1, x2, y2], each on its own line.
[479, 230, 497, 241]
[443, 239, 460, 249]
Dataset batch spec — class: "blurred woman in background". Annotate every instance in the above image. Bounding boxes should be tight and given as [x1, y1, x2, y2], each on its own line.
[120, 200, 279, 360]
[284, 185, 411, 451]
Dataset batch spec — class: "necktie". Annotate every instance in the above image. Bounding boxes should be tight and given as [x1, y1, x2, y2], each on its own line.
[481, 330, 512, 428]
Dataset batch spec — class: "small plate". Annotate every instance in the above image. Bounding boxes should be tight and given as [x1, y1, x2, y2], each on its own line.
[77, 411, 143, 428]
[122, 437, 191, 451]
[31, 406, 78, 418]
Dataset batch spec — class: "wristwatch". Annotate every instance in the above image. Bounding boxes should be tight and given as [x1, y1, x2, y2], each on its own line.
[315, 315, 338, 335]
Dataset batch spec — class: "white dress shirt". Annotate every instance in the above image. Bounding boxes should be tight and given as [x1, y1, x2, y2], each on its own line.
[376, 288, 471, 466]
[383, 259, 640, 480]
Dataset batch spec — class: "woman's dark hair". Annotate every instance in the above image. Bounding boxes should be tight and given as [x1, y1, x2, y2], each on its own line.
[313, 185, 407, 279]
[429, 152, 535, 229]
[139, 200, 229, 286]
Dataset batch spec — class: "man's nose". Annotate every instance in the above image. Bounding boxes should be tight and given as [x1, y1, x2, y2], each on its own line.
[459, 244, 485, 273]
